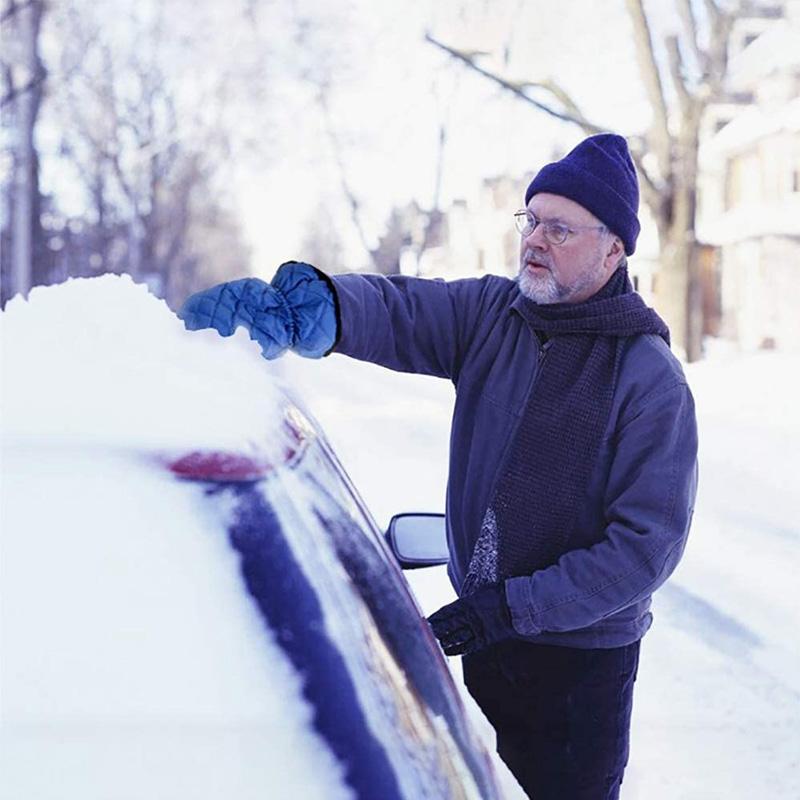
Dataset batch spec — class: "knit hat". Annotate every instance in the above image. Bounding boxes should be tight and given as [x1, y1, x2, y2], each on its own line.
[524, 133, 640, 255]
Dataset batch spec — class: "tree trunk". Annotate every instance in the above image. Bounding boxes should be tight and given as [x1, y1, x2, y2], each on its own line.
[656, 234, 689, 358]
[686, 238, 704, 363]
[665, 251, 706, 363]
[656, 204, 705, 362]
[10, 1, 44, 301]
[654, 107, 704, 362]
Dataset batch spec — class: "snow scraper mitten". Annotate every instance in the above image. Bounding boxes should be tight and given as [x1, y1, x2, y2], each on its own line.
[179, 261, 338, 359]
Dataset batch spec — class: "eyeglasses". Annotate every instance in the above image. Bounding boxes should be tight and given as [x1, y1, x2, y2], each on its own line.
[513, 210, 606, 245]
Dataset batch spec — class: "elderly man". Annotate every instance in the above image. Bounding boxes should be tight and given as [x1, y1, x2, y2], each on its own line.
[180, 133, 699, 799]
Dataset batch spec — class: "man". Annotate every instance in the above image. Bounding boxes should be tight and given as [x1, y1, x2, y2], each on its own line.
[180, 133, 699, 799]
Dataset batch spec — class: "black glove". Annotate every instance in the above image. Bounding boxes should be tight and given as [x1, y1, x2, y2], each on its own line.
[427, 582, 516, 656]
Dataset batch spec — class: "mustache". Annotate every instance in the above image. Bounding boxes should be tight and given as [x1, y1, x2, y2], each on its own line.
[521, 249, 552, 270]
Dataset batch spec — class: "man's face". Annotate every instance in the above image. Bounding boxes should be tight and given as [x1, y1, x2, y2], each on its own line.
[517, 193, 621, 304]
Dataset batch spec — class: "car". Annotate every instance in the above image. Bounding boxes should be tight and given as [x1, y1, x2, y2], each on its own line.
[0, 276, 502, 800]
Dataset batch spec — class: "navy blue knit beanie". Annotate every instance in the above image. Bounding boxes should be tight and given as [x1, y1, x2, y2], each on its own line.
[524, 133, 640, 255]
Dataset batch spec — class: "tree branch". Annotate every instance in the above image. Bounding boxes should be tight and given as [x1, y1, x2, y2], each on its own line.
[705, 3, 737, 95]
[0, 69, 45, 107]
[624, 0, 672, 180]
[676, 0, 706, 76]
[627, 138, 664, 220]
[666, 35, 693, 116]
[425, 33, 604, 135]
[316, 86, 377, 267]
[0, 0, 38, 26]
[534, 78, 590, 124]
[702, 0, 722, 27]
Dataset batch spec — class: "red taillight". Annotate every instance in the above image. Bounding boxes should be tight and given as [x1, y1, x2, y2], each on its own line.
[164, 406, 312, 481]
[167, 451, 271, 482]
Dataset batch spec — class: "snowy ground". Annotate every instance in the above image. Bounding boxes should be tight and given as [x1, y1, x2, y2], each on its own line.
[3, 276, 799, 799]
[283, 344, 800, 800]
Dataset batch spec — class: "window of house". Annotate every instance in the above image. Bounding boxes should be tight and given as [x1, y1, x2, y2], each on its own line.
[725, 150, 761, 209]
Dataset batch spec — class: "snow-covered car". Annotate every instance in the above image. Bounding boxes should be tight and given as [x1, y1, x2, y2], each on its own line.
[0, 276, 501, 800]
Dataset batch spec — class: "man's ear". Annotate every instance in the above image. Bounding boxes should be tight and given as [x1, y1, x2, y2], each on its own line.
[605, 236, 624, 271]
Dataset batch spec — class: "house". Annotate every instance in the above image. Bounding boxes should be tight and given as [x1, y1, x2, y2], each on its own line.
[372, 176, 525, 281]
[697, 4, 800, 352]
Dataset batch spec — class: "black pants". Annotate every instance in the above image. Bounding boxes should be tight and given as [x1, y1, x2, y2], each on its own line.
[463, 639, 640, 800]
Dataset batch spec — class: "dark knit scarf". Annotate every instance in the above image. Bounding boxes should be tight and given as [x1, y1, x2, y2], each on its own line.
[462, 266, 670, 594]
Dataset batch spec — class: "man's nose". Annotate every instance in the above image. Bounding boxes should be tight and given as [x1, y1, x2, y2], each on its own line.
[523, 223, 548, 249]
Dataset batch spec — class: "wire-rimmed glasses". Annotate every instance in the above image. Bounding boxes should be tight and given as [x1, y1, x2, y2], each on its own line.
[513, 210, 606, 245]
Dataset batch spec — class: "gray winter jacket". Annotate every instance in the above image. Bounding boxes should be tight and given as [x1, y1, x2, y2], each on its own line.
[329, 271, 699, 649]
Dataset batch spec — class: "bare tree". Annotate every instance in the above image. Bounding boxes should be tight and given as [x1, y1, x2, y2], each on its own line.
[52, 6, 180, 285]
[38, 0, 251, 306]
[1, 0, 46, 304]
[426, 1, 781, 361]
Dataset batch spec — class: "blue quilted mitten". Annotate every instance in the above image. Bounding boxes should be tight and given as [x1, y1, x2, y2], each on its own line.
[271, 261, 338, 358]
[179, 277, 293, 359]
[179, 262, 338, 360]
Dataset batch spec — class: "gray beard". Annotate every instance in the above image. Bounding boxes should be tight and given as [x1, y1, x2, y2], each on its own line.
[517, 257, 606, 305]
[517, 267, 567, 304]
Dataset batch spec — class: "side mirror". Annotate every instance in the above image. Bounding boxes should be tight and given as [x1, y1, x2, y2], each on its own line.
[385, 513, 449, 570]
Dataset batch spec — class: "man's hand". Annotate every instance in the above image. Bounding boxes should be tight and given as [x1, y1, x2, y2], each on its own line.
[179, 277, 294, 360]
[427, 582, 516, 656]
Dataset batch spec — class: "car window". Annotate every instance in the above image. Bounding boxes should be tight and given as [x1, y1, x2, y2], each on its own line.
[199, 399, 500, 799]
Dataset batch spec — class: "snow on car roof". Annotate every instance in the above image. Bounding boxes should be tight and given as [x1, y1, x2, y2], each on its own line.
[1, 273, 293, 460]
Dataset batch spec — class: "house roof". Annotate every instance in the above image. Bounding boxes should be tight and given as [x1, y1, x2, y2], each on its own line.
[728, 19, 800, 89]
